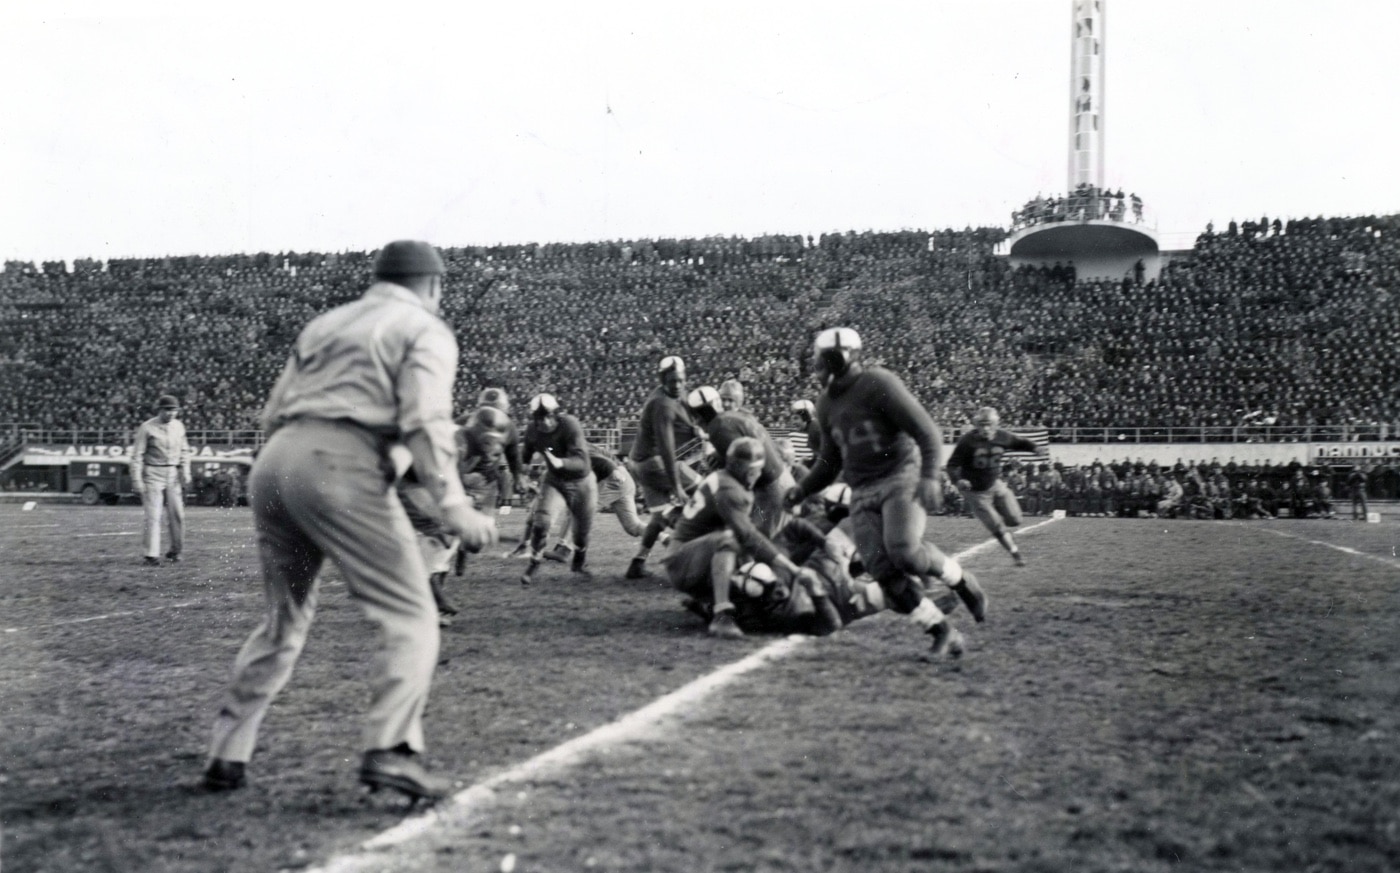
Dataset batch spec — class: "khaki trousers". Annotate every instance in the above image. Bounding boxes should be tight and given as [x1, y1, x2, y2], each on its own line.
[208, 421, 438, 762]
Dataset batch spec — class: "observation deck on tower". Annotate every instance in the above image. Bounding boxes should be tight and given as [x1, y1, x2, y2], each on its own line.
[994, 0, 1162, 283]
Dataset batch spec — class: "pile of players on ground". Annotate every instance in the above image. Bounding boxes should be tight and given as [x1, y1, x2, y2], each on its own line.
[411, 329, 1047, 660]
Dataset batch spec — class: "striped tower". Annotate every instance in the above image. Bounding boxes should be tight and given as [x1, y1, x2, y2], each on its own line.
[1068, 0, 1105, 192]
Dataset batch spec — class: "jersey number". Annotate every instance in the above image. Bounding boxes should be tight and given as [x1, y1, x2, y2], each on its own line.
[832, 419, 886, 455]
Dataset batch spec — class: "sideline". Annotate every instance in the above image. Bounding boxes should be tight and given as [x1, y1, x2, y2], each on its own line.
[1239, 523, 1400, 571]
[310, 516, 1064, 872]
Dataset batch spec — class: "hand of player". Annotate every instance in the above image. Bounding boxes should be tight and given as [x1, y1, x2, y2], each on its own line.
[794, 566, 829, 598]
[957, 479, 972, 492]
[669, 490, 688, 508]
[442, 501, 499, 551]
[916, 477, 943, 514]
[782, 486, 805, 510]
[543, 448, 563, 470]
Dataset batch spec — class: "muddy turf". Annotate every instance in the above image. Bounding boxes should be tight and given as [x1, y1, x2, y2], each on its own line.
[1, 503, 1398, 872]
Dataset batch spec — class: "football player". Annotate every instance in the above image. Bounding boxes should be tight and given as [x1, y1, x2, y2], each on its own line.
[542, 442, 645, 565]
[519, 394, 597, 583]
[945, 407, 1045, 565]
[686, 385, 795, 537]
[625, 355, 706, 579]
[470, 387, 524, 510]
[784, 327, 984, 658]
[664, 437, 803, 640]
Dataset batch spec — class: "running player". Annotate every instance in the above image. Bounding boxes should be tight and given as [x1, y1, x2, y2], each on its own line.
[625, 355, 705, 579]
[945, 407, 1044, 566]
[783, 327, 985, 658]
[519, 393, 597, 583]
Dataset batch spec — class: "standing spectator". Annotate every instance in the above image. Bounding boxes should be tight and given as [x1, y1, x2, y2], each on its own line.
[783, 328, 983, 658]
[1348, 463, 1370, 520]
[130, 394, 192, 565]
[718, 379, 746, 412]
[945, 408, 1043, 565]
[791, 399, 822, 464]
[203, 240, 497, 800]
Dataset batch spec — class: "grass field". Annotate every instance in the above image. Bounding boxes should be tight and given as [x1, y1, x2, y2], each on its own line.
[2, 502, 1398, 872]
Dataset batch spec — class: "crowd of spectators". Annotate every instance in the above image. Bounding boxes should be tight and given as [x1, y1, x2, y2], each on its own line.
[958, 456, 1400, 520]
[1010, 184, 1144, 230]
[2, 214, 1397, 467]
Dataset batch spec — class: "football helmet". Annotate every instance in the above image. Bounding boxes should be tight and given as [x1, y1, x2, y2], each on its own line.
[973, 406, 1000, 438]
[812, 327, 862, 388]
[470, 406, 512, 445]
[725, 436, 766, 487]
[477, 387, 511, 413]
[528, 393, 559, 417]
[686, 385, 723, 420]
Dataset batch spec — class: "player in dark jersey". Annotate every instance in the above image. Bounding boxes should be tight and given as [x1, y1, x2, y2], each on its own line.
[686, 385, 795, 537]
[518, 393, 597, 583]
[783, 327, 985, 658]
[945, 407, 1044, 566]
[472, 387, 524, 510]
[543, 442, 645, 564]
[664, 437, 803, 640]
[625, 355, 705, 579]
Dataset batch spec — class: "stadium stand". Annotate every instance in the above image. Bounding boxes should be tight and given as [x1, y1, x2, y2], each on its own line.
[2, 215, 1396, 465]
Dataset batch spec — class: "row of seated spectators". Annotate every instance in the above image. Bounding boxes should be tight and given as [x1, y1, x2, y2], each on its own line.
[941, 457, 1399, 519]
[0, 217, 1396, 440]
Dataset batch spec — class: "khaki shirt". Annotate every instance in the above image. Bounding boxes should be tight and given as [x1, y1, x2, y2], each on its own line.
[260, 281, 466, 508]
[131, 416, 192, 482]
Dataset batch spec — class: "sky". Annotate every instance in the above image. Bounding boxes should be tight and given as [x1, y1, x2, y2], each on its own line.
[2, 0, 1397, 262]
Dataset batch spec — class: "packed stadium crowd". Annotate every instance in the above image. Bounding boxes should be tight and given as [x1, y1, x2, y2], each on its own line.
[2, 214, 1397, 446]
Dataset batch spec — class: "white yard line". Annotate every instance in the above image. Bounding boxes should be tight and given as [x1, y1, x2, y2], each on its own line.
[1, 596, 253, 634]
[310, 517, 1063, 872]
[1240, 523, 1400, 571]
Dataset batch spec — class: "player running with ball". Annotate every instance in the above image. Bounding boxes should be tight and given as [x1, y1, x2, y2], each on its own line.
[783, 327, 986, 657]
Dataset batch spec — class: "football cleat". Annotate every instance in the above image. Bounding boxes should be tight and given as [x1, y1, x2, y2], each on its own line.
[708, 609, 745, 640]
[625, 556, 649, 579]
[570, 547, 588, 574]
[1012, 552, 1026, 568]
[811, 596, 844, 636]
[952, 571, 988, 623]
[545, 543, 573, 563]
[360, 747, 451, 801]
[165, 552, 181, 563]
[504, 542, 529, 559]
[520, 558, 541, 587]
[143, 556, 162, 567]
[927, 620, 965, 658]
[202, 759, 246, 792]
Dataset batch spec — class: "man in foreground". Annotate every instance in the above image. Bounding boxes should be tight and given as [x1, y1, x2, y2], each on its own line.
[203, 240, 497, 801]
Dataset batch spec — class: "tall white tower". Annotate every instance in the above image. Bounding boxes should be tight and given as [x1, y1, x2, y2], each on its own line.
[1068, 0, 1105, 191]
